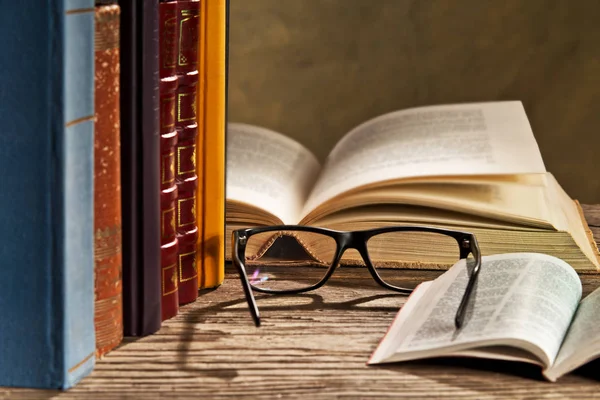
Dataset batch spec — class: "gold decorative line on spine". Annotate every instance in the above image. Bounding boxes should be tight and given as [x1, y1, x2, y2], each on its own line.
[177, 144, 196, 175]
[66, 115, 95, 128]
[177, 197, 196, 227]
[162, 152, 176, 184]
[162, 206, 175, 237]
[95, 296, 122, 309]
[66, 8, 95, 15]
[95, 5, 120, 51]
[68, 351, 94, 373]
[177, 92, 197, 122]
[162, 264, 179, 296]
[179, 251, 198, 282]
[94, 243, 122, 259]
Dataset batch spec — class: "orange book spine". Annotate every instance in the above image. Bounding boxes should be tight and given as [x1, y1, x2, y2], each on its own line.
[176, 0, 201, 304]
[94, 3, 123, 357]
[195, 0, 206, 287]
[199, 0, 226, 288]
[159, 0, 180, 320]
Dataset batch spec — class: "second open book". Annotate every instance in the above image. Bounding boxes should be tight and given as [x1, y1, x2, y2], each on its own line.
[226, 101, 600, 271]
[368, 252, 600, 382]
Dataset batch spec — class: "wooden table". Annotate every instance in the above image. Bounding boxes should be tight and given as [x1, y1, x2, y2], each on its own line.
[5, 205, 600, 399]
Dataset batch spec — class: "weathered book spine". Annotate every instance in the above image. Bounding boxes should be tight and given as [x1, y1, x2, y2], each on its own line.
[0, 1, 96, 388]
[175, 0, 201, 304]
[119, 0, 162, 336]
[94, 2, 124, 358]
[159, 0, 180, 321]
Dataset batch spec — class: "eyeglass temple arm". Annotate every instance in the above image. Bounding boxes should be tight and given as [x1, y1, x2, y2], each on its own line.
[454, 238, 481, 329]
[232, 233, 261, 327]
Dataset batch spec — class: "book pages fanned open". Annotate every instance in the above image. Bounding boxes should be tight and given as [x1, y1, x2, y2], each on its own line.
[368, 253, 600, 382]
[225, 101, 600, 272]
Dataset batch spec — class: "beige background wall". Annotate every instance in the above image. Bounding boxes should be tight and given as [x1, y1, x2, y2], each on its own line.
[227, 0, 600, 203]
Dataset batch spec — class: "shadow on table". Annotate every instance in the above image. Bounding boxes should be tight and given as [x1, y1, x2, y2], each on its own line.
[571, 357, 600, 381]
[191, 290, 404, 321]
[173, 289, 404, 379]
[372, 357, 546, 382]
[371, 355, 600, 386]
[173, 285, 600, 386]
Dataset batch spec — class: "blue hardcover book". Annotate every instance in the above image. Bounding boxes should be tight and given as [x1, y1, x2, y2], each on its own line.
[0, 0, 96, 389]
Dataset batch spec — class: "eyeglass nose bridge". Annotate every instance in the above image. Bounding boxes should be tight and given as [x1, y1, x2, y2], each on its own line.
[334, 231, 373, 267]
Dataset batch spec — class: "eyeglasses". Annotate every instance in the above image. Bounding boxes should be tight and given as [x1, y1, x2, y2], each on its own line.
[231, 225, 481, 329]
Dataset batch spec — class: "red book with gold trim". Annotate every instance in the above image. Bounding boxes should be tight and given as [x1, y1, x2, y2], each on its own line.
[161, 237, 179, 316]
[160, 184, 179, 320]
[159, 0, 180, 321]
[175, 0, 201, 304]
[178, 226, 199, 304]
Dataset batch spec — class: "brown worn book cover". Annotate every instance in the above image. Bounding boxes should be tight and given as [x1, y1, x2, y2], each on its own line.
[94, 3, 123, 357]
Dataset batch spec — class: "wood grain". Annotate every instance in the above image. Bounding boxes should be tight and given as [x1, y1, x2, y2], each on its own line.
[4, 205, 600, 399]
[582, 203, 600, 227]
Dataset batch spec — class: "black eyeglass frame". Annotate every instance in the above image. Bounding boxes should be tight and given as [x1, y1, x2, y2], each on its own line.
[232, 225, 481, 329]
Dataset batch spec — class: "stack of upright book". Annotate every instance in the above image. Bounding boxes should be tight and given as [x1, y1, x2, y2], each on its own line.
[0, 0, 228, 390]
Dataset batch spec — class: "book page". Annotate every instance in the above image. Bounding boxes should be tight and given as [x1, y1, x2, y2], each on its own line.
[226, 123, 321, 224]
[303, 179, 554, 229]
[544, 287, 600, 381]
[303, 101, 546, 216]
[370, 253, 581, 367]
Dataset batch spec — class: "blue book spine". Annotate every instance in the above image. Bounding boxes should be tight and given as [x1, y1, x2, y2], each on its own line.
[0, 0, 96, 389]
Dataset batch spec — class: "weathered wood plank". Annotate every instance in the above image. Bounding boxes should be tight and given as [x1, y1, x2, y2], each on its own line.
[582, 203, 600, 227]
[3, 205, 600, 399]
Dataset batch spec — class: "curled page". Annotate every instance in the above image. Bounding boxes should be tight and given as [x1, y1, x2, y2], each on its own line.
[227, 123, 321, 224]
[370, 253, 581, 368]
[303, 101, 546, 217]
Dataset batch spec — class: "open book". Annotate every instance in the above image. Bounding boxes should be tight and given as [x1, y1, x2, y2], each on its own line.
[368, 252, 600, 382]
[227, 101, 599, 271]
